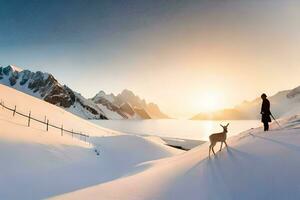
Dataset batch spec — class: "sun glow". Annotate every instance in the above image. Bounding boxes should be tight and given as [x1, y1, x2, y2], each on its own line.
[193, 92, 223, 113]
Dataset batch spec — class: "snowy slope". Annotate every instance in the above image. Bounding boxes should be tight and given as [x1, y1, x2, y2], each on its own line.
[5, 81, 300, 200]
[97, 104, 124, 120]
[0, 84, 181, 200]
[53, 117, 300, 200]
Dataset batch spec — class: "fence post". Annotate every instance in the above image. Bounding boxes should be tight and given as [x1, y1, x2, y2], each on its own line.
[46, 120, 49, 131]
[0, 100, 92, 142]
[28, 111, 31, 127]
[61, 124, 63, 136]
[13, 105, 16, 116]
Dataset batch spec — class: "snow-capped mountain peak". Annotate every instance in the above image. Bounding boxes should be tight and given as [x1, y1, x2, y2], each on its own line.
[1, 65, 168, 120]
[0, 65, 107, 120]
[91, 89, 169, 119]
[3, 65, 23, 73]
[92, 90, 115, 103]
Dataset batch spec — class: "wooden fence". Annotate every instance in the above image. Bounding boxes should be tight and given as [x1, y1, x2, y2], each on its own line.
[0, 99, 89, 142]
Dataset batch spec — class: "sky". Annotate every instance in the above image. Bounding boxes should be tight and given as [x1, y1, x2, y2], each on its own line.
[0, 0, 300, 118]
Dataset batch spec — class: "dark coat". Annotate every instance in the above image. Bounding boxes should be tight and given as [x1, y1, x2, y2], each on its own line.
[261, 99, 271, 123]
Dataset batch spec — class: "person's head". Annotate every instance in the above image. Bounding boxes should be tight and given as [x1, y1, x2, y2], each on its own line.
[261, 93, 267, 100]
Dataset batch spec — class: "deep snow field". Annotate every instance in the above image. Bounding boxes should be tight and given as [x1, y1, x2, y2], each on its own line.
[54, 125, 300, 200]
[0, 85, 181, 200]
[2, 84, 300, 200]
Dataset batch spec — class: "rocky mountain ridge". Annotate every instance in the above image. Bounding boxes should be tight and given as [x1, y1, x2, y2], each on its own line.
[0, 65, 168, 120]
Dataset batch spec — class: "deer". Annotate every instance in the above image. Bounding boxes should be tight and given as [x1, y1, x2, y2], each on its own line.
[209, 123, 229, 157]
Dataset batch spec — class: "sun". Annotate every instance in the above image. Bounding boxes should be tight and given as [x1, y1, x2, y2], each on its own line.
[202, 93, 219, 111]
[193, 92, 222, 112]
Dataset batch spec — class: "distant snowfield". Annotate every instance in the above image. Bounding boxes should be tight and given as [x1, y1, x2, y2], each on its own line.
[2, 84, 300, 200]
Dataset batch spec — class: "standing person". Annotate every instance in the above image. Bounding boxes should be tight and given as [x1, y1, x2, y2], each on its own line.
[260, 93, 271, 131]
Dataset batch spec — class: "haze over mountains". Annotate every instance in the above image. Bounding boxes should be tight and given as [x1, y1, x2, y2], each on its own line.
[192, 86, 300, 120]
[0, 65, 168, 120]
[91, 89, 169, 119]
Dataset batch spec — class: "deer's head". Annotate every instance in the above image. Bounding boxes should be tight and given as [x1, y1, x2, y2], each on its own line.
[220, 123, 229, 133]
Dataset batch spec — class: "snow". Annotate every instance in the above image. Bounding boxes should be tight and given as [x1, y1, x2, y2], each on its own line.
[3, 83, 300, 200]
[1, 65, 168, 120]
[0, 84, 180, 199]
[91, 89, 168, 119]
[0, 67, 50, 99]
[162, 137, 205, 150]
[97, 104, 124, 120]
[236, 88, 300, 119]
[53, 116, 300, 200]
[8, 65, 23, 72]
[93, 91, 115, 103]
[0, 66, 107, 120]
[0, 85, 108, 136]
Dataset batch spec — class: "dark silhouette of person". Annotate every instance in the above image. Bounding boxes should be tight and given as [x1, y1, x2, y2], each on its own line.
[260, 93, 271, 131]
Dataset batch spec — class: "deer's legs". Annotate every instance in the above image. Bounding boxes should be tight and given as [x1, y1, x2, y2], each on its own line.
[219, 142, 223, 151]
[209, 143, 216, 157]
[211, 146, 216, 155]
[224, 141, 228, 148]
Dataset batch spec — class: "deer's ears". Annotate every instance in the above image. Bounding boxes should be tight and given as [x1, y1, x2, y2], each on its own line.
[220, 123, 230, 128]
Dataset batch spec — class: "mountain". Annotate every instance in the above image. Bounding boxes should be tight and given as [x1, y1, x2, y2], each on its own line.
[0, 65, 168, 120]
[0, 65, 107, 119]
[191, 86, 300, 120]
[91, 89, 169, 119]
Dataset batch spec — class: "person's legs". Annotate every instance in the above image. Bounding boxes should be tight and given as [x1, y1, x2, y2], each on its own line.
[263, 122, 269, 131]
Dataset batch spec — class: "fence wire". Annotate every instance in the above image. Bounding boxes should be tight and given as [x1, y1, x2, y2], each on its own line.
[0, 99, 89, 142]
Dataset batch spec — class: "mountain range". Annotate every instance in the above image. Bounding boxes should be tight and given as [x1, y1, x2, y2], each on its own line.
[0, 65, 168, 120]
[91, 90, 169, 119]
[191, 86, 300, 120]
